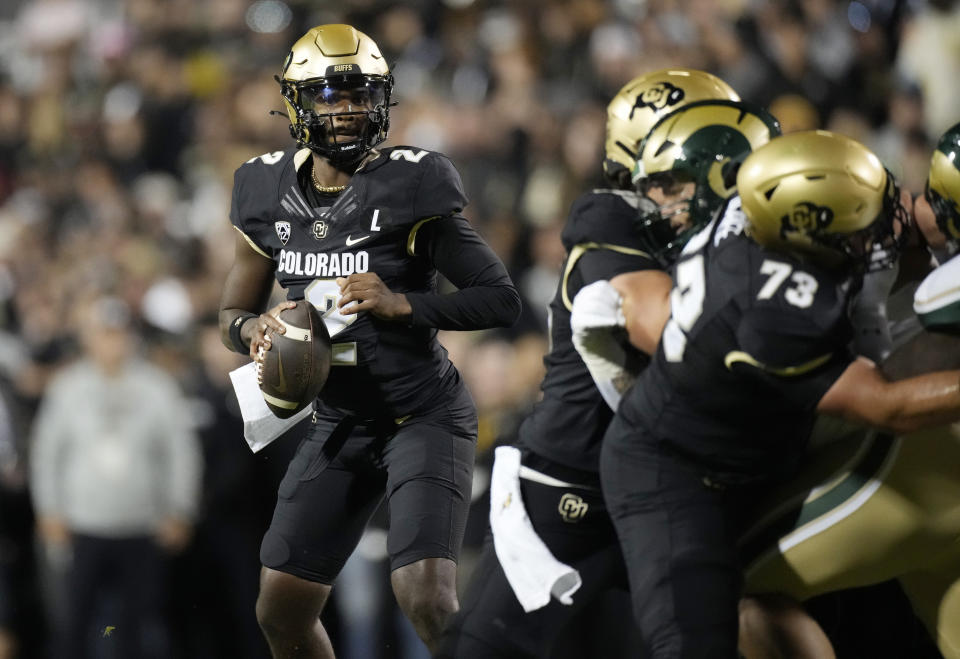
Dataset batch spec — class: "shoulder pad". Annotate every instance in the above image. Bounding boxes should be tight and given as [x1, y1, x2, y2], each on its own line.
[363, 145, 436, 171]
[732, 249, 853, 371]
[230, 147, 301, 237]
[562, 189, 645, 250]
[735, 306, 850, 373]
[235, 147, 300, 182]
[363, 146, 467, 218]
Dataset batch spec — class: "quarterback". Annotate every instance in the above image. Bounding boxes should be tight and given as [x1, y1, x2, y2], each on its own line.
[218, 24, 519, 658]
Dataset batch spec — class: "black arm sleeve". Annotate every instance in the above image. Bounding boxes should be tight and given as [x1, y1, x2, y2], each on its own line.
[406, 215, 521, 330]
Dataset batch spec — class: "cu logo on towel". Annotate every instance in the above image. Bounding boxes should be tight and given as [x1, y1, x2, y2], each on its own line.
[558, 493, 589, 523]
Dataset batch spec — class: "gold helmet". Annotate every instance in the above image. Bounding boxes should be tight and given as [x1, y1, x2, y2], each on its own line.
[633, 100, 781, 263]
[925, 121, 960, 248]
[738, 130, 905, 271]
[604, 69, 740, 188]
[278, 24, 393, 162]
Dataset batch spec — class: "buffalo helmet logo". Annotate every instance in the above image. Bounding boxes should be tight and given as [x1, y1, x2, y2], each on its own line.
[558, 493, 589, 523]
[780, 202, 834, 238]
[275, 221, 291, 245]
[630, 82, 685, 118]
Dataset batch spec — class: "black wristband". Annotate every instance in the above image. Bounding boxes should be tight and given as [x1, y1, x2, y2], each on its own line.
[228, 313, 257, 354]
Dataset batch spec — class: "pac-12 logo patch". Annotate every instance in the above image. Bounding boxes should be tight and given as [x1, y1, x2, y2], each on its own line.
[275, 221, 291, 245]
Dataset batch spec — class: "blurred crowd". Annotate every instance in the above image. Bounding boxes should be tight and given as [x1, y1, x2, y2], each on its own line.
[0, 0, 957, 657]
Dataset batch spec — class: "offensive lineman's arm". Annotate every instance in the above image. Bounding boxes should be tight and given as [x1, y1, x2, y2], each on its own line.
[816, 356, 960, 433]
[570, 270, 671, 410]
[610, 270, 674, 355]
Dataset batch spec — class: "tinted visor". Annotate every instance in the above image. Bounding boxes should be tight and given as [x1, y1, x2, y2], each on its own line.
[299, 79, 386, 114]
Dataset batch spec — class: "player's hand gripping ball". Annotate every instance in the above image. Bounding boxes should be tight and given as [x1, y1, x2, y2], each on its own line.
[256, 300, 331, 418]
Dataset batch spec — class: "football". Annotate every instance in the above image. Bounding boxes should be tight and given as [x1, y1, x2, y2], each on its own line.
[257, 300, 332, 418]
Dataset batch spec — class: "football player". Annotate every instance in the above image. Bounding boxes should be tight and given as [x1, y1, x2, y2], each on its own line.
[735, 122, 960, 659]
[437, 72, 779, 658]
[584, 130, 960, 659]
[217, 24, 520, 658]
[914, 121, 960, 331]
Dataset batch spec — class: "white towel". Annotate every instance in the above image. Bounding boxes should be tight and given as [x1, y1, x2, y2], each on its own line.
[489, 446, 582, 612]
[228, 362, 312, 453]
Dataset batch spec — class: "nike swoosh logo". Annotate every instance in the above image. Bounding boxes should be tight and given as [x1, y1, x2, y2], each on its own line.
[275, 352, 288, 394]
[345, 235, 370, 246]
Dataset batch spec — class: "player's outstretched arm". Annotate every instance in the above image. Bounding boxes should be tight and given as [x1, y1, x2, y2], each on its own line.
[402, 216, 521, 330]
[219, 229, 292, 360]
[816, 356, 960, 434]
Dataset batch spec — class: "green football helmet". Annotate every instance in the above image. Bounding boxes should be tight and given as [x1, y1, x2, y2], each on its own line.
[603, 69, 740, 188]
[926, 121, 960, 249]
[632, 100, 781, 264]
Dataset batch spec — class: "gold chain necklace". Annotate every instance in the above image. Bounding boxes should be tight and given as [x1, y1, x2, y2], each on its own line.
[311, 165, 347, 194]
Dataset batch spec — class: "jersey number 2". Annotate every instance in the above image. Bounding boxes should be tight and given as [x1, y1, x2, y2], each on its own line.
[304, 279, 357, 338]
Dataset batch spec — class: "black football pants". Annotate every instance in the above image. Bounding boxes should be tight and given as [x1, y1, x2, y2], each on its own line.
[600, 413, 766, 659]
[437, 450, 638, 658]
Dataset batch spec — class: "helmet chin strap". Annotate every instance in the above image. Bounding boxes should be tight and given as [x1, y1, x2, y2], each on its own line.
[302, 110, 378, 162]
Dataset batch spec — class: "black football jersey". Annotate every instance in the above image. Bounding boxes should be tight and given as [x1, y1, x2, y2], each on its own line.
[519, 189, 659, 473]
[618, 196, 856, 483]
[230, 145, 472, 417]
